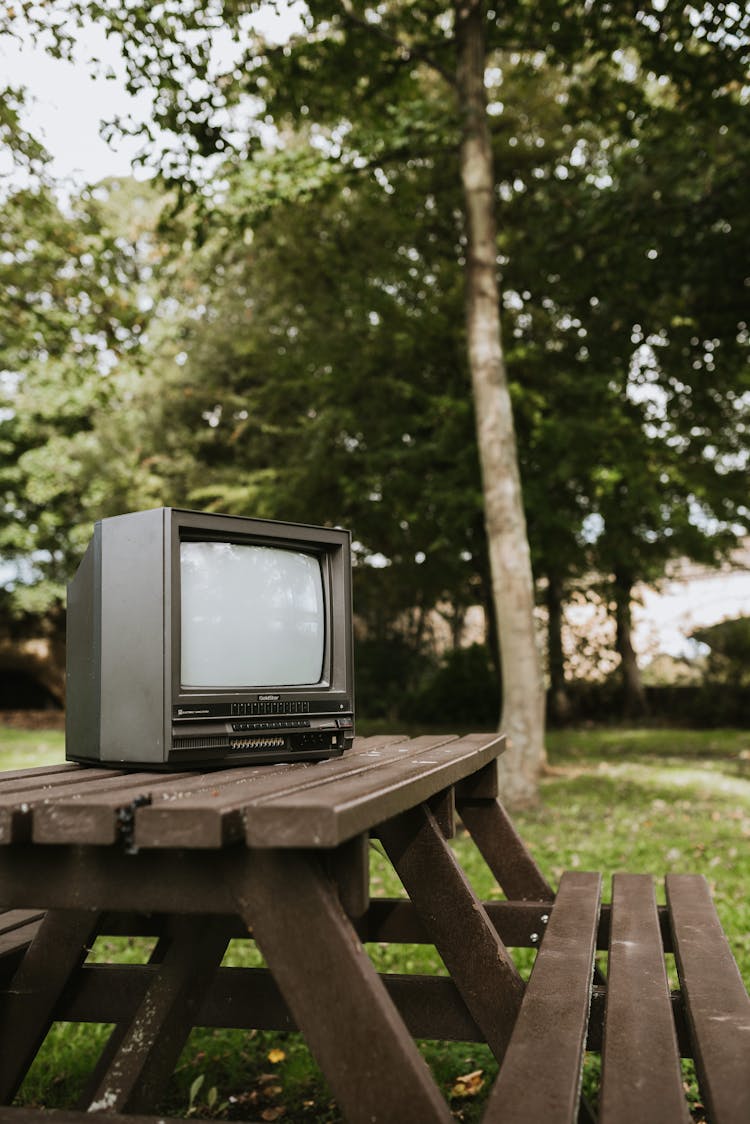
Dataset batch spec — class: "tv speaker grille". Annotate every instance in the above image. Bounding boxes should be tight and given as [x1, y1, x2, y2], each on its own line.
[172, 735, 231, 750]
[172, 734, 289, 752]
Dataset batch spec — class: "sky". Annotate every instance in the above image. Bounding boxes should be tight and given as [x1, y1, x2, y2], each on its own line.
[0, 5, 304, 188]
[1, 23, 152, 186]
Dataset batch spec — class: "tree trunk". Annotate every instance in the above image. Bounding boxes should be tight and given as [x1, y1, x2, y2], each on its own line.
[546, 572, 572, 724]
[455, 0, 546, 804]
[614, 570, 648, 717]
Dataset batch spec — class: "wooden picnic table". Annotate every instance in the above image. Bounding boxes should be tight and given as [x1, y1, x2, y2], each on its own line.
[0, 732, 748, 1124]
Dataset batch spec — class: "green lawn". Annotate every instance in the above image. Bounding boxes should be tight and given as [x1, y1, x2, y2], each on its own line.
[2, 724, 748, 1121]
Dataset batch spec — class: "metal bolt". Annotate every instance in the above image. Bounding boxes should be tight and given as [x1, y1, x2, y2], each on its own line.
[530, 932, 539, 944]
[541, 913, 550, 924]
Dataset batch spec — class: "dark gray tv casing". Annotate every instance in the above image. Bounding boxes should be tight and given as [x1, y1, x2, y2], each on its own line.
[66, 507, 354, 769]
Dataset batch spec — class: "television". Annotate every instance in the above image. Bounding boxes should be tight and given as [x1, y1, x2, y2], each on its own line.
[66, 507, 354, 769]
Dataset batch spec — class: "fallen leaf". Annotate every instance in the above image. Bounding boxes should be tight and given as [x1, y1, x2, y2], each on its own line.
[267, 1048, 286, 1065]
[450, 1069, 484, 1098]
[261, 1108, 286, 1121]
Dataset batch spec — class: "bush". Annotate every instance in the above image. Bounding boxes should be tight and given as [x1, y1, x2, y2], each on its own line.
[354, 636, 437, 721]
[693, 617, 750, 687]
[401, 643, 500, 728]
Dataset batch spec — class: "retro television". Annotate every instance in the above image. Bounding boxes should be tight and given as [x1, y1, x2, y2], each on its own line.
[66, 507, 354, 769]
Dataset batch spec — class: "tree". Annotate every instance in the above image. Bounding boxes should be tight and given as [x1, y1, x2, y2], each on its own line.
[47, 0, 549, 800]
[7, 1, 749, 754]
[0, 178, 170, 623]
[487, 2, 750, 715]
[452, 1, 544, 796]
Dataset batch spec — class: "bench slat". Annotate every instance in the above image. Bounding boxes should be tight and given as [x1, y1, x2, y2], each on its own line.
[666, 873, 750, 1124]
[599, 873, 689, 1124]
[483, 870, 601, 1124]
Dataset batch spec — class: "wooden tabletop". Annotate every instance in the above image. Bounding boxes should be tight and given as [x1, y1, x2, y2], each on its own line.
[0, 732, 505, 850]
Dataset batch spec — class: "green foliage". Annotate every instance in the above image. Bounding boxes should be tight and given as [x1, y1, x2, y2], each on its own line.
[693, 618, 750, 688]
[354, 635, 437, 722]
[0, 177, 192, 616]
[1, 0, 748, 698]
[0, 85, 48, 179]
[403, 644, 500, 728]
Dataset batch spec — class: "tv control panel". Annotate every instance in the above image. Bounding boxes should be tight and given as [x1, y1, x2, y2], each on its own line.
[173, 698, 351, 721]
[169, 700, 354, 766]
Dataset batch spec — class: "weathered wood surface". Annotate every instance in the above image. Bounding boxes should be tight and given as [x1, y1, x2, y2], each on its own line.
[483, 871, 601, 1124]
[667, 873, 750, 1124]
[379, 801, 524, 1059]
[599, 874, 689, 1124]
[0, 733, 505, 849]
[0, 736, 747, 1124]
[0, 910, 102, 1102]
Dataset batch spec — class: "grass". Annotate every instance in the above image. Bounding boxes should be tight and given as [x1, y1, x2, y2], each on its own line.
[0, 725, 65, 771]
[2, 723, 749, 1120]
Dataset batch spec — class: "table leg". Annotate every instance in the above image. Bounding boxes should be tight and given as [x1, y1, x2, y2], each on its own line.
[226, 847, 453, 1124]
[82, 915, 230, 1114]
[457, 798, 554, 900]
[378, 802, 525, 1060]
[0, 910, 101, 1103]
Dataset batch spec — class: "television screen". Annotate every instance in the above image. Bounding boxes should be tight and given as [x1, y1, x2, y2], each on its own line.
[180, 542, 325, 688]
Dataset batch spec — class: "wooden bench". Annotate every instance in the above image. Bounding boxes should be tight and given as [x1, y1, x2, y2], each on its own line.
[0, 732, 747, 1123]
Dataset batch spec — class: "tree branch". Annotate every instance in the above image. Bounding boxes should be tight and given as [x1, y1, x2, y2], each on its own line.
[335, 0, 456, 89]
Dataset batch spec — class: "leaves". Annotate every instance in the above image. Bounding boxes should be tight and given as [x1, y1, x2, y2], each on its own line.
[449, 1068, 485, 1098]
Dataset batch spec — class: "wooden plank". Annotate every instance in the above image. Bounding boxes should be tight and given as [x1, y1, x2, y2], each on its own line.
[55, 963, 485, 1042]
[0, 909, 101, 1102]
[666, 873, 750, 1124]
[84, 916, 230, 1114]
[241, 734, 505, 848]
[588, 985, 692, 1058]
[327, 832, 370, 919]
[0, 734, 410, 847]
[0, 910, 46, 935]
[134, 733, 464, 849]
[428, 786, 456, 838]
[0, 763, 76, 784]
[0, 845, 238, 915]
[0, 922, 43, 984]
[0, 912, 44, 962]
[31, 769, 212, 846]
[0, 768, 132, 843]
[457, 797, 554, 900]
[599, 874, 689, 1124]
[226, 846, 453, 1124]
[379, 802, 524, 1060]
[362, 897, 555, 947]
[484, 871, 601, 1124]
[1, 736, 455, 850]
[455, 756, 501, 800]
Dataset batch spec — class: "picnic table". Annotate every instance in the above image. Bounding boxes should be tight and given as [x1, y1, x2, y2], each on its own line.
[0, 731, 748, 1123]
